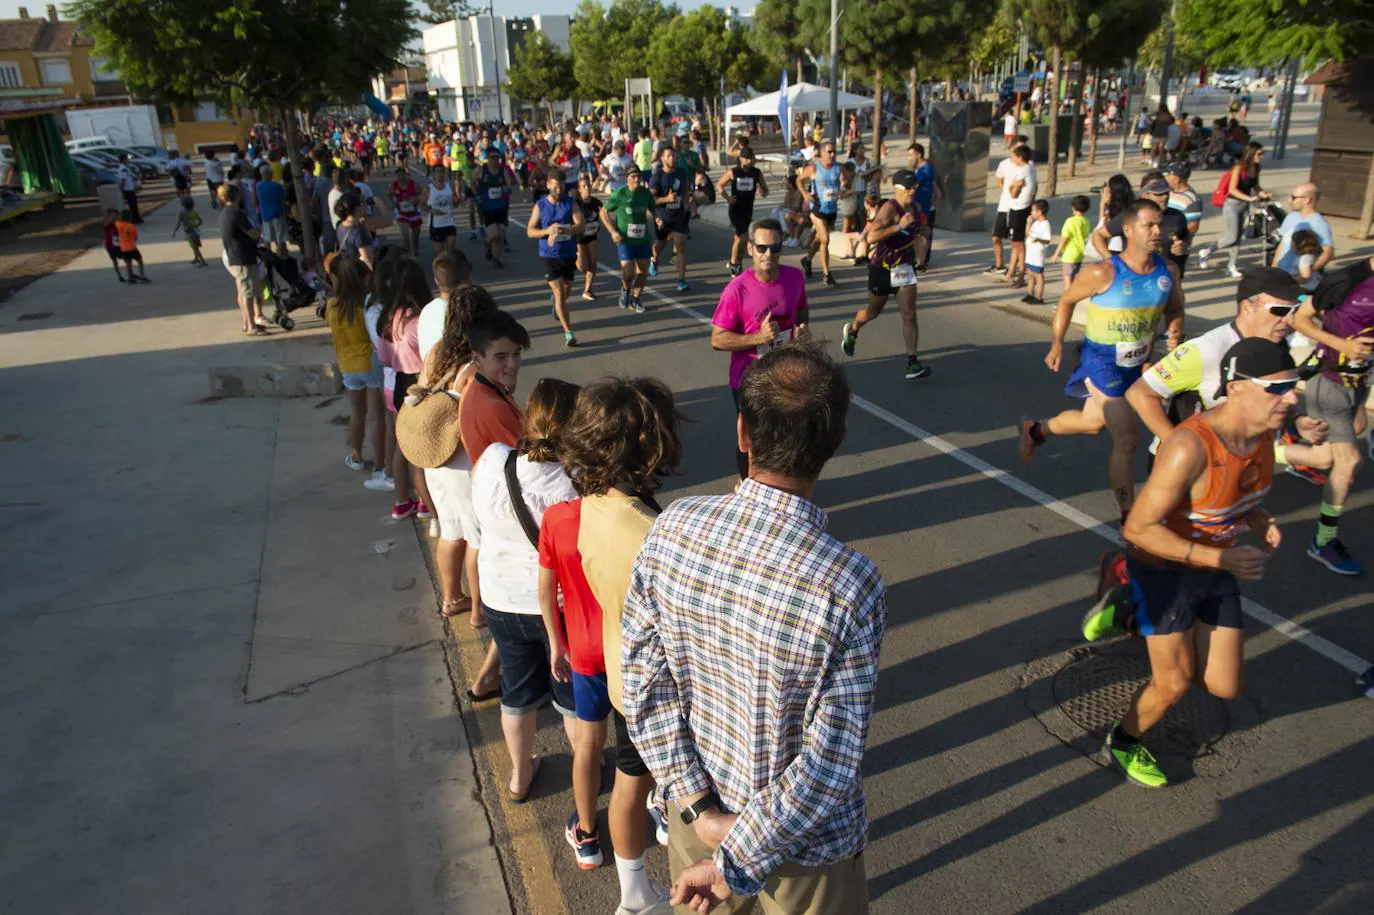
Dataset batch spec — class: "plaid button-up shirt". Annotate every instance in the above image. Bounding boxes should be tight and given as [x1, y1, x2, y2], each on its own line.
[622, 479, 886, 897]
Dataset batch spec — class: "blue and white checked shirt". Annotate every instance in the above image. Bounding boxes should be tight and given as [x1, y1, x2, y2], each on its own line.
[622, 479, 887, 897]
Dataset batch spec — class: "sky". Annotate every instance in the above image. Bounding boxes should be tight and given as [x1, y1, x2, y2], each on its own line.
[0, 0, 725, 17]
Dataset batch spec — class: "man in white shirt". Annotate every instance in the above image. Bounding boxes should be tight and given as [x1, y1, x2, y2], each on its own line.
[986, 136, 1026, 275]
[1272, 182, 1335, 276]
[116, 154, 141, 223]
[599, 139, 633, 193]
[1000, 145, 1035, 286]
[204, 150, 226, 208]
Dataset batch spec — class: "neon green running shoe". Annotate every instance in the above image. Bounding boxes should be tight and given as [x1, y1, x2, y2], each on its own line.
[1106, 725, 1167, 789]
[1081, 583, 1130, 642]
[841, 322, 858, 357]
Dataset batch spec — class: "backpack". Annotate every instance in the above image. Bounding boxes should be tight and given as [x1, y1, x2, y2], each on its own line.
[1211, 169, 1232, 208]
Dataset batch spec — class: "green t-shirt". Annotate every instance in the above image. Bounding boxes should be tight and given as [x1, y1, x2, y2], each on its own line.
[1060, 213, 1091, 264]
[605, 185, 656, 241]
[633, 139, 655, 172]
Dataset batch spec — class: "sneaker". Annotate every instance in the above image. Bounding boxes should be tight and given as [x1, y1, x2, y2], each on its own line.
[363, 470, 394, 492]
[116, 275, 126, 283]
[1227, 265, 1243, 280]
[630, 296, 646, 314]
[1082, 583, 1132, 642]
[854, 255, 870, 265]
[648, 260, 658, 277]
[904, 358, 931, 380]
[581, 291, 596, 301]
[1285, 462, 1328, 486]
[615, 889, 671, 915]
[1106, 725, 1168, 788]
[983, 264, 1004, 275]
[416, 502, 433, 520]
[823, 272, 836, 287]
[391, 499, 419, 520]
[565, 331, 577, 347]
[800, 256, 813, 279]
[1357, 664, 1374, 697]
[1197, 248, 1210, 270]
[1021, 294, 1036, 304]
[646, 793, 669, 847]
[676, 279, 690, 292]
[727, 261, 742, 277]
[564, 812, 603, 870]
[344, 454, 366, 472]
[618, 287, 631, 309]
[1095, 550, 1129, 602]
[1307, 538, 1364, 575]
[1017, 417, 1040, 464]
[841, 321, 858, 357]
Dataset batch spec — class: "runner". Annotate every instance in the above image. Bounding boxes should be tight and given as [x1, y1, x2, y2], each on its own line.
[598, 138, 633, 194]
[601, 165, 655, 315]
[1291, 255, 1374, 575]
[647, 147, 693, 293]
[472, 150, 515, 267]
[389, 165, 423, 257]
[529, 168, 585, 347]
[840, 169, 930, 380]
[715, 146, 768, 278]
[709, 216, 808, 478]
[423, 166, 458, 251]
[574, 175, 603, 301]
[1019, 200, 1184, 524]
[1082, 338, 1295, 789]
[798, 141, 842, 287]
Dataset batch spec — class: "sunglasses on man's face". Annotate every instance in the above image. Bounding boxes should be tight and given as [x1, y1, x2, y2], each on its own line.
[751, 242, 783, 254]
[1235, 372, 1299, 395]
[1266, 303, 1299, 317]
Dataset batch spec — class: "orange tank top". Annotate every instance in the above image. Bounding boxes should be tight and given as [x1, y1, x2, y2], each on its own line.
[1161, 412, 1273, 551]
[115, 220, 138, 252]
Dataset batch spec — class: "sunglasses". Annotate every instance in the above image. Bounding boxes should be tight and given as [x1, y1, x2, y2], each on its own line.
[1233, 372, 1299, 395]
[751, 242, 783, 254]
[1266, 303, 1299, 317]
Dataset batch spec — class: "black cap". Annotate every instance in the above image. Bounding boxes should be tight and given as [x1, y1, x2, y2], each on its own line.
[1215, 338, 1298, 399]
[1236, 266, 1307, 304]
[891, 168, 917, 190]
[1162, 160, 1191, 180]
[1140, 178, 1170, 195]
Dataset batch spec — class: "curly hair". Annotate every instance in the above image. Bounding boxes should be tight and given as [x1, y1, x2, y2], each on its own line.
[561, 376, 684, 496]
[429, 283, 498, 386]
[517, 379, 581, 464]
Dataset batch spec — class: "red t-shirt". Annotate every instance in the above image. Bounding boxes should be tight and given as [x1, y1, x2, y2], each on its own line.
[537, 499, 605, 676]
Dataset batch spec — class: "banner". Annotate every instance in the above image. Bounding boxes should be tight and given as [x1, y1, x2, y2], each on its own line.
[778, 69, 789, 144]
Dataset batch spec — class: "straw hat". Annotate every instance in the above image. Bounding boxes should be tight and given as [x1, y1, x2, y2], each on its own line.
[395, 385, 463, 468]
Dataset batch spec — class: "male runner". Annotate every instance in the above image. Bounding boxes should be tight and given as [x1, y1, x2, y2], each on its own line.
[1020, 199, 1184, 524]
[716, 146, 768, 278]
[840, 169, 930, 380]
[599, 138, 633, 193]
[473, 150, 514, 266]
[601, 165, 655, 314]
[528, 168, 585, 347]
[1082, 338, 1295, 788]
[1291, 255, 1374, 575]
[799, 141, 842, 286]
[647, 147, 693, 293]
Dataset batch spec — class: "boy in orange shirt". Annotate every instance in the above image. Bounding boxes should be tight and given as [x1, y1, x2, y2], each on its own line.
[115, 208, 151, 284]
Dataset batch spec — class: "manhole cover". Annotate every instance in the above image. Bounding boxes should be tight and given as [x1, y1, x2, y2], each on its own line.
[1053, 652, 1228, 757]
[16, 311, 52, 321]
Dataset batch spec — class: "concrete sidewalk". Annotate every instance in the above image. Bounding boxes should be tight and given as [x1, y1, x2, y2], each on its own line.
[0, 188, 510, 914]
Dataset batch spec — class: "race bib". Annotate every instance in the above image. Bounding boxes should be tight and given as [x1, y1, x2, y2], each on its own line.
[627, 223, 647, 239]
[1116, 339, 1149, 367]
[889, 264, 917, 287]
[487, 187, 503, 200]
[399, 201, 416, 214]
[821, 188, 837, 204]
[735, 177, 755, 192]
[584, 221, 600, 237]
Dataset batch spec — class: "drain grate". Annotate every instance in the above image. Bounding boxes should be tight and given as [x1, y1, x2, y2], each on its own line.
[1053, 651, 1228, 757]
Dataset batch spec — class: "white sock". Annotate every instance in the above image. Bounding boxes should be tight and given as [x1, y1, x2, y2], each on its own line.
[615, 853, 660, 909]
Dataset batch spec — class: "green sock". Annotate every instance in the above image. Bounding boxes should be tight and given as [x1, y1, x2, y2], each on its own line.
[1315, 501, 1343, 547]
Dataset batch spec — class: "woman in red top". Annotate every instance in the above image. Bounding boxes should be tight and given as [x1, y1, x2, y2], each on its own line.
[389, 166, 423, 256]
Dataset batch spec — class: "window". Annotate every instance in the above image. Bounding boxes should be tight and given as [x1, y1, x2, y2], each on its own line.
[90, 57, 119, 81]
[40, 58, 72, 85]
[194, 100, 224, 122]
[0, 61, 21, 89]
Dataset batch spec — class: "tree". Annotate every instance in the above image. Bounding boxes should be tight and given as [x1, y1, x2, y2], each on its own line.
[420, 0, 479, 27]
[570, 0, 676, 105]
[1072, 0, 1161, 175]
[505, 31, 575, 128]
[70, 0, 414, 264]
[1176, 0, 1370, 70]
[750, 0, 812, 85]
[647, 6, 765, 147]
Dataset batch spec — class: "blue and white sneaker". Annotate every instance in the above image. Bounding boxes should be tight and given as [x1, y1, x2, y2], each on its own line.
[648, 260, 658, 277]
[646, 793, 669, 846]
[676, 279, 690, 292]
[618, 286, 631, 309]
[565, 811, 603, 870]
[1307, 538, 1364, 576]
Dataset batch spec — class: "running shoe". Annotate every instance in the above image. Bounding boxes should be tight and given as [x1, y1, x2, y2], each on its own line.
[854, 255, 870, 266]
[615, 891, 671, 915]
[1105, 724, 1168, 788]
[1197, 247, 1210, 270]
[1081, 583, 1132, 642]
[727, 261, 742, 277]
[676, 279, 690, 292]
[646, 793, 669, 847]
[1227, 265, 1243, 280]
[1021, 294, 1036, 304]
[1095, 550, 1129, 602]
[618, 286, 631, 310]
[841, 321, 858, 357]
[1017, 417, 1041, 464]
[1284, 463, 1328, 486]
[565, 331, 578, 347]
[581, 291, 596, 301]
[363, 470, 394, 492]
[564, 812, 604, 870]
[416, 502, 433, 520]
[983, 264, 1003, 275]
[391, 499, 419, 520]
[904, 358, 931, 380]
[648, 260, 658, 277]
[344, 454, 366, 472]
[823, 272, 836, 287]
[630, 296, 646, 314]
[800, 255, 813, 279]
[1307, 538, 1364, 576]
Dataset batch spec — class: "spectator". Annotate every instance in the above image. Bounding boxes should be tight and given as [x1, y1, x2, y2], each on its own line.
[116, 154, 141, 224]
[218, 183, 266, 335]
[255, 164, 288, 258]
[1273, 183, 1335, 277]
[205, 150, 225, 209]
[624, 343, 887, 912]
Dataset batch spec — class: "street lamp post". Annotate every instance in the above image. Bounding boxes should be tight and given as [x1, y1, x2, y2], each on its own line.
[827, 0, 839, 145]
[488, 0, 503, 123]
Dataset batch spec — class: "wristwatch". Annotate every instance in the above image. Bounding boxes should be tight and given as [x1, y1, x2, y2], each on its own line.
[679, 792, 720, 825]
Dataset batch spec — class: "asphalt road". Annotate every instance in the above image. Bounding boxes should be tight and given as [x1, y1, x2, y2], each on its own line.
[412, 178, 1374, 915]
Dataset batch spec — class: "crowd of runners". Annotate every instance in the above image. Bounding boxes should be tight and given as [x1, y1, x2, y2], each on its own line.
[195, 105, 1374, 910]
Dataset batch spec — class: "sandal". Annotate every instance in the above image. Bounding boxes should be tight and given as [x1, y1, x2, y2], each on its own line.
[508, 757, 542, 804]
[440, 597, 469, 617]
[467, 683, 502, 703]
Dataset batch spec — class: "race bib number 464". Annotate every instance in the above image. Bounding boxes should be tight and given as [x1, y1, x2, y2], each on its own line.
[1116, 339, 1149, 367]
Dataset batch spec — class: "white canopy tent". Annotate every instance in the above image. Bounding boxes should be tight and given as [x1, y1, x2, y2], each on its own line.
[723, 81, 873, 151]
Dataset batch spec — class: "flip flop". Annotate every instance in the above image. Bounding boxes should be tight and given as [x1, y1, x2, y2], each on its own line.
[466, 684, 501, 703]
[508, 757, 541, 804]
[441, 597, 470, 617]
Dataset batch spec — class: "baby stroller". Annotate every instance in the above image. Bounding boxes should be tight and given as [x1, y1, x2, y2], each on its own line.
[258, 246, 323, 331]
[1246, 199, 1286, 266]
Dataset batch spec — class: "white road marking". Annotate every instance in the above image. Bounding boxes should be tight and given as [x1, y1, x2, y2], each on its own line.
[609, 262, 1374, 678]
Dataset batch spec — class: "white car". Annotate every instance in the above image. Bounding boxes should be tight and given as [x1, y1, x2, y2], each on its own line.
[1213, 69, 1245, 91]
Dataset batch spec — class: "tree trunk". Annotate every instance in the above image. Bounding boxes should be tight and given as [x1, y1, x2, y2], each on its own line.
[1068, 57, 1084, 177]
[1045, 44, 1062, 198]
[1089, 66, 1101, 166]
[872, 67, 883, 155]
[908, 65, 918, 146]
[283, 109, 319, 268]
[945, 75, 954, 100]
[1357, 150, 1374, 240]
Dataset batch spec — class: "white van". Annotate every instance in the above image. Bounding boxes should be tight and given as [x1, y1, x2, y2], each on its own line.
[65, 136, 115, 154]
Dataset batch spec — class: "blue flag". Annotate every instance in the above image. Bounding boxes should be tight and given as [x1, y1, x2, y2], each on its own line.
[778, 69, 789, 145]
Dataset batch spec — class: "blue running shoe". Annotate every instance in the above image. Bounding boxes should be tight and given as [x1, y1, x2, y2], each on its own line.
[1307, 538, 1364, 576]
[677, 279, 690, 292]
[564, 811, 603, 870]
[649, 260, 658, 277]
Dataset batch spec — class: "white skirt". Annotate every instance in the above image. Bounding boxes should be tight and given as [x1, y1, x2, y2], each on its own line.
[425, 450, 475, 542]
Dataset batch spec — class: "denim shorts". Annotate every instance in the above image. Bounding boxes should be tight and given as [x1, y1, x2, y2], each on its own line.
[485, 606, 575, 717]
[342, 352, 383, 391]
[571, 671, 612, 722]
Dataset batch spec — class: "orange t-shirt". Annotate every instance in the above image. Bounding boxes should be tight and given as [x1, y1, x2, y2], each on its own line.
[115, 220, 138, 252]
[459, 374, 523, 466]
[423, 143, 444, 167]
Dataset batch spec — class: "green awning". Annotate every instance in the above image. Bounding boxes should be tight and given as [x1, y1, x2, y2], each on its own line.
[2, 113, 83, 196]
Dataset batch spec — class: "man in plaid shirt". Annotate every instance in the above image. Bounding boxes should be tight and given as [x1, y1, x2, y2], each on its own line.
[623, 344, 887, 913]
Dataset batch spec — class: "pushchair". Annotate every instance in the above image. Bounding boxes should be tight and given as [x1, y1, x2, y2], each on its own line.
[258, 246, 323, 331]
[1245, 199, 1286, 266]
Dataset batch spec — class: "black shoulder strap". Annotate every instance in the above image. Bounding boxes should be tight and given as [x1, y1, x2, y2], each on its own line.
[505, 450, 541, 548]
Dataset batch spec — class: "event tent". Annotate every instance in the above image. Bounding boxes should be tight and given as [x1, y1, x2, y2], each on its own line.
[723, 81, 873, 150]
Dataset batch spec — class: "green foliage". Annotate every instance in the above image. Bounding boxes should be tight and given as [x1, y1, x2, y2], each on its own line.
[969, 7, 1019, 71]
[1077, 0, 1164, 70]
[794, 0, 1000, 82]
[647, 6, 765, 101]
[419, 0, 479, 27]
[505, 31, 575, 112]
[1176, 0, 1368, 69]
[67, 0, 415, 110]
[570, 0, 676, 101]
[749, 0, 811, 79]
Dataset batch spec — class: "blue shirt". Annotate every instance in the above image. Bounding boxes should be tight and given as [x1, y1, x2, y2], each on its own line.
[811, 163, 841, 215]
[536, 195, 577, 258]
[256, 179, 285, 222]
[1273, 211, 1333, 274]
[913, 163, 935, 215]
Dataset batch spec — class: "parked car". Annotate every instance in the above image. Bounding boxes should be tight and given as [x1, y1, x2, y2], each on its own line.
[79, 148, 158, 179]
[126, 145, 172, 163]
[72, 159, 119, 197]
[101, 145, 167, 176]
[71, 153, 141, 190]
[1213, 69, 1246, 91]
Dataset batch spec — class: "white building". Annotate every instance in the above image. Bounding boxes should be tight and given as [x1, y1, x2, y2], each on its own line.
[422, 14, 571, 124]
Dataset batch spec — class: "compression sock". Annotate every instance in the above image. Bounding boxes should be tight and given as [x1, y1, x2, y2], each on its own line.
[1111, 722, 1140, 748]
[615, 853, 657, 908]
[1029, 421, 1048, 445]
[1316, 501, 1343, 547]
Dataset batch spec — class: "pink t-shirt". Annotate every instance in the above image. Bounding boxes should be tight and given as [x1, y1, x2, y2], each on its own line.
[710, 265, 807, 389]
[391, 311, 425, 374]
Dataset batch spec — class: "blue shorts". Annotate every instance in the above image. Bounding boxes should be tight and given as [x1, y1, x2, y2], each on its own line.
[1126, 556, 1243, 636]
[617, 242, 653, 263]
[1027, 263, 1044, 274]
[485, 605, 575, 717]
[1064, 344, 1143, 400]
[342, 368, 382, 390]
[571, 671, 612, 722]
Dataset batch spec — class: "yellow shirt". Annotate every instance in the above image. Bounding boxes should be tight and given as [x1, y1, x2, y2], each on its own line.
[325, 299, 374, 373]
[1060, 214, 1091, 264]
[269, 160, 284, 182]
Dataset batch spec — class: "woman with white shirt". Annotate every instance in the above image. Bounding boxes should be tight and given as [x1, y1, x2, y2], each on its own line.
[469, 378, 580, 801]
